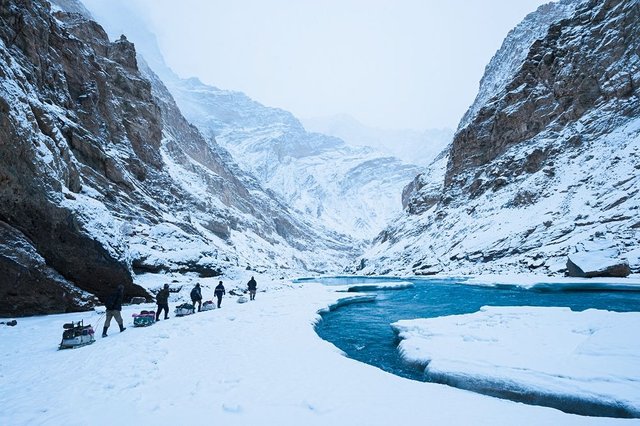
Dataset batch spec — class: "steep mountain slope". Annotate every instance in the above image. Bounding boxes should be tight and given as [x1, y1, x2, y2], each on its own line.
[0, 0, 354, 316]
[458, 0, 580, 131]
[80, 0, 423, 241]
[166, 77, 422, 240]
[358, 0, 640, 276]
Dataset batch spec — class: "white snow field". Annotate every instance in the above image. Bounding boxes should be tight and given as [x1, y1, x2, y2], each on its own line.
[393, 307, 640, 418]
[0, 274, 638, 425]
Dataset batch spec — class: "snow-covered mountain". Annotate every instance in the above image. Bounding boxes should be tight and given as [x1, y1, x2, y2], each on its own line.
[166, 78, 422, 240]
[357, 0, 640, 276]
[80, 0, 423, 241]
[0, 0, 355, 316]
[302, 114, 453, 167]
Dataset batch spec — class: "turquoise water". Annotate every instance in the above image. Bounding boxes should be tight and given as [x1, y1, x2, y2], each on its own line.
[312, 277, 640, 382]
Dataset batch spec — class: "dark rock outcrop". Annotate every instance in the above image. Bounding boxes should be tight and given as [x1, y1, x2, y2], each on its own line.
[359, 0, 640, 276]
[0, 220, 95, 315]
[566, 252, 631, 278]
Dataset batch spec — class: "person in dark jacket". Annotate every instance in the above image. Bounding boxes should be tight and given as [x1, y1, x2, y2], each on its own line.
[156, 283, 170, 321]
[191, 283, 203, 312]
[214, 281, 225, 308]
[103, 284, 126, 337]
[247, 276, 257, 301]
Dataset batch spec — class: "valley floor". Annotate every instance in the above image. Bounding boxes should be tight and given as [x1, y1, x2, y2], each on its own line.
[1, 274, 639, 425]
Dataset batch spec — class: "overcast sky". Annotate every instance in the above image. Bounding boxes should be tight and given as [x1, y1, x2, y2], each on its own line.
[85, 0, 550, 131]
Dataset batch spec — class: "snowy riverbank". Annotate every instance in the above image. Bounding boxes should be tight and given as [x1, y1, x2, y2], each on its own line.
[393, 306, 640, 418]
[1, 274, 639, 425]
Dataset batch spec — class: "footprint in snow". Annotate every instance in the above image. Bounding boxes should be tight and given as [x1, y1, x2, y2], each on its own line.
[222, 403, 243, 413]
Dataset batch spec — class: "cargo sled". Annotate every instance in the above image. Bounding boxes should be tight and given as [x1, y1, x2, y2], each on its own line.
[175, 303, 195, 317]
[59, 320, 95, 350]
[201, 301, 216, 311]
[132, 310, 156, 327]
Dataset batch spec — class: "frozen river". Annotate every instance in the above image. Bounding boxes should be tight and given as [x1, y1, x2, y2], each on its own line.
[311, 276, 640, 416]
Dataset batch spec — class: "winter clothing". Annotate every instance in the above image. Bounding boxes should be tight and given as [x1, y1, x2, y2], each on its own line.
[191, 284, 203, 312]
[103, 285, 126, 337]
[214, 282, 225, 308]
[247, 277, 257, 300]
[156, 284, 170, 321]
[156, 286, 170, 304]
[104, 286, 124, 311]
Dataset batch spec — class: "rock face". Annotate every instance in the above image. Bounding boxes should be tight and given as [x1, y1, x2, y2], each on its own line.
[359, 0, 640, 276]
[0, 0, 355, 316]
[457, 0, 580, 131]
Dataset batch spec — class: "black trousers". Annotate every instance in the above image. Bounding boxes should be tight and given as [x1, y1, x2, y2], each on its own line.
[156, 303, 169, 320]
[216, 295, 223, 308]
[192, 299, 202, 311]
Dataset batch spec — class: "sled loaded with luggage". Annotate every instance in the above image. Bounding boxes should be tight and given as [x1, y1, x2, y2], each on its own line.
[132, 310, 156, 327]
[201, 300, 216, 311]
[59, 320, 95, 350]
[175, 303, 195, 317]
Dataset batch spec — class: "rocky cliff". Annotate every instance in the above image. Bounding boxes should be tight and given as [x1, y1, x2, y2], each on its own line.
[0, 0, 354, 316]
[358, 0, 640, 276]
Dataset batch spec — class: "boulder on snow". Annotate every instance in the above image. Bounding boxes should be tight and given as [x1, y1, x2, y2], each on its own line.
[624, 248, 640, 274]
[566, 251, 630, 278]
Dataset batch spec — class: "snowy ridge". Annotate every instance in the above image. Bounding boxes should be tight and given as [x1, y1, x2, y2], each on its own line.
[167, 77, 422, 240]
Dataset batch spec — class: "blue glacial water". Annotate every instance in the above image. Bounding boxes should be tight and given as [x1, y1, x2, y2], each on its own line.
[311, 276, 640, 382]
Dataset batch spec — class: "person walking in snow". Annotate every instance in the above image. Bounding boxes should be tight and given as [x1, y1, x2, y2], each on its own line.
[191, 283, 203, 312]
[102, 284, 126, 337]
[156, 283, 170, 321]
[214, 281, 225, 308]
[247, 276, 257, 301]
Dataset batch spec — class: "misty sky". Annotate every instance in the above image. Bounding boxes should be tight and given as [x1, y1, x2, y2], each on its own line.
[86, 0, 549, 131]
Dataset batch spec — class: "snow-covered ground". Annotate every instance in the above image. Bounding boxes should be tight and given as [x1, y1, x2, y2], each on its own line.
[1, 273, 638, 425]
[465, 274, 640, 291]
[394, 306, 640, 418]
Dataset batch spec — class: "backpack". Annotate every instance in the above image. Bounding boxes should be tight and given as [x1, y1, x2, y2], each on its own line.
[191, 287, 201, 300]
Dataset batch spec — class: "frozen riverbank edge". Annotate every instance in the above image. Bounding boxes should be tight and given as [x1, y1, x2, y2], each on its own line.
[393, 307, 640, 418]
[1, 272, 639, 425]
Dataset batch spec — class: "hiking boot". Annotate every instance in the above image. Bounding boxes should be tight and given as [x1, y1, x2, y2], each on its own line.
[119, 325, 126, 332]
[102, 327, 108, 338]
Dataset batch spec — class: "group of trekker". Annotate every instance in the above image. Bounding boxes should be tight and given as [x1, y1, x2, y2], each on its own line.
[101, 276, 258, 337]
